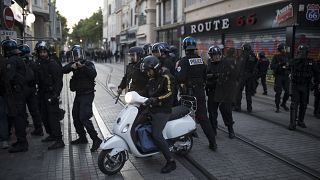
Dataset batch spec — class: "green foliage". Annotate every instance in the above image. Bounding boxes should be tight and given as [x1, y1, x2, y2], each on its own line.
[68, 8, 103, 48]
[56, 11, 69, 45]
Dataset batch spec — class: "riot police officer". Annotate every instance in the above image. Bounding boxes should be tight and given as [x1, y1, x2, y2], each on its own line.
[141, 55, 176, 173]
[288, 45, 320, 130]
[37, 41, 65, 150]
[151, 42, 175, 74]
[0, 53, 10, 149]
[142, 43, 152, 57]
[234, 43, 258, 113]
[271, 43, 290, 113]
[62, 45, 102, 152]
[314, 60, 320, 119]
[176, 36, 217, 151]
[2, 39, 28, 153]
[206, 46, 237, 139]
[18, 44, 44, 136]
[117, 46, 149, 96]
[255, 51, 270, 95]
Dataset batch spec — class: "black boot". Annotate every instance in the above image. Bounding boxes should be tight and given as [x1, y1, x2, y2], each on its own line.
[48, 140, 65, 150]
[247, 105, 252, 113]
[31, 128, 44, 136]
[70, 136, 88, 145]
[288, 109, 296, 130]
[161, 160, 176, 174]
[281, 103, 289, 111]
[8, 142, 28, 153]
[275, 105, 280, 113]
[227, 126, 235, 139]
[209, 138, 217, 151]
[41, 136, 55, 142]
[90, 137, 102, 152]
[297, 121, 307, 128]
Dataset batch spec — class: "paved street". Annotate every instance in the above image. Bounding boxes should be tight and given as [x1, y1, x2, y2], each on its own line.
[0, 62, 320, 180]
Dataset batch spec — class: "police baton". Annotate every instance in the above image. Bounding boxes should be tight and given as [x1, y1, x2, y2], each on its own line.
[115, 93, 121, 104]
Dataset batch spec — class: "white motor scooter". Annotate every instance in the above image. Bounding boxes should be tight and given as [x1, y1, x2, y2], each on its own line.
[98, 91, 197, 175]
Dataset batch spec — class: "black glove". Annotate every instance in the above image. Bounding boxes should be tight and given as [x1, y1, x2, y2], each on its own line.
[144, 97, 158, 106]
[48, 95, 59, 104]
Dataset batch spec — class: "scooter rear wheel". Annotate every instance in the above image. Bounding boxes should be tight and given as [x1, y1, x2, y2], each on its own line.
[174, 136, 193, 156]
[98, 150, 126, 175]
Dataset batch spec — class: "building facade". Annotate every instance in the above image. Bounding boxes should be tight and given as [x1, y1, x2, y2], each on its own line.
[181, 0, 320, 60]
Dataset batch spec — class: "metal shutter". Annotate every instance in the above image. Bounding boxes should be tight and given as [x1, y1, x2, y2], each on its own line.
[295, 30, 320, 60]
[225, 29, 286, 59]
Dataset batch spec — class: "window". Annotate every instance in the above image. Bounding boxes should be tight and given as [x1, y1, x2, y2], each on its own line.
[130, 9, 133, 26]
[164, 0, 171, 25]
[33, 0, 42, 7]
[173, 0, 177, 23]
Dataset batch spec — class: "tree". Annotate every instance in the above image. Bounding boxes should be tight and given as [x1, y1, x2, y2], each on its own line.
[68, 8, 102, 50]
[56, 11, 69, 45]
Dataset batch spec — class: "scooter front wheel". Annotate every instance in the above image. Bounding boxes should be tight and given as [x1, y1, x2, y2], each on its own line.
[98, 149, 126, 175]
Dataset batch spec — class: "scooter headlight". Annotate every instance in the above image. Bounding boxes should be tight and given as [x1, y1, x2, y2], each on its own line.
[121, 124, 130, 133]
[125, 92, 133, 104]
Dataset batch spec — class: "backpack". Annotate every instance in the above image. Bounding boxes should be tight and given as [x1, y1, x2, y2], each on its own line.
[136, 124, 158, 153]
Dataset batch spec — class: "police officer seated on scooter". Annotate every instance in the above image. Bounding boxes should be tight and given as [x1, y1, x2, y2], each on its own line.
[117, 46, 149, 96]
[140, 55, 176, 173]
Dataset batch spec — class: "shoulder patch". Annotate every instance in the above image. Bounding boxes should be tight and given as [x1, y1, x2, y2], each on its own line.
[177, 66, 181, 72]
[188, 58, 204, 66]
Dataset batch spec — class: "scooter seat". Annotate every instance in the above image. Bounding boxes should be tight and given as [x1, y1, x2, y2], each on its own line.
[169, 106, 190, 121]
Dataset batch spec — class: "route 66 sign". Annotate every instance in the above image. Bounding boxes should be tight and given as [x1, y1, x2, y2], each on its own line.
[306, 4, 320, 21]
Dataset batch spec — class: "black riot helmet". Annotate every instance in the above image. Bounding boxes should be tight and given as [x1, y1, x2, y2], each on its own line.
[208, 45, 222, 61]
[140, 55, 161, 74]
[18, 44, 31, 56]
[208, 46, 222, 56]
[36, 41, 49, 53]
[258, 51, 266, 58]
[296, 45, 309, 59]
[71, 45, 85, 61]
[241, 42, 252, 52]
[182, 36, 197, 51]
[169, 45, 178, 53]
[1, 39, 20, 57]
[151, 42, 170, 56]
[128, 46, 144, 63]
[277, 43, 286, 53]
[142, 43, 152, 56]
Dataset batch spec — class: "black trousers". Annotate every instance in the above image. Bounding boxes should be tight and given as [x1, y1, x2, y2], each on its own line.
[40, 94, 62, 140]
[255, 74, 267, 93]
[314, 86, 320, 115]
[150, 112, 172, 161]
[207, 91, 234, 130]
[290, 85, 309, 122]
[274, 75, 289, 107]
[72, 92, 98, 140]
[236, 76, 254, 109]
[10, 92, 27, 144]
[25, 87, 42, 131]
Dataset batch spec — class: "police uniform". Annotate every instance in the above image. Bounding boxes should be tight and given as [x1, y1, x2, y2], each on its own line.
[176, 52, 217, 149]
[235, 48, 257, 112]
[271, 52, 290, 112]
[255, 53, 270, 95]
[23, 56, 43, 135]
[206, 55, 237, 138]
[118, 61, 148, 96]
[288, 56, 320, 130]
[6, 53, 28, 152]
[63, 58, 102, 151]
[314, 61, 320, 118]
[38, 57, 64, 147]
